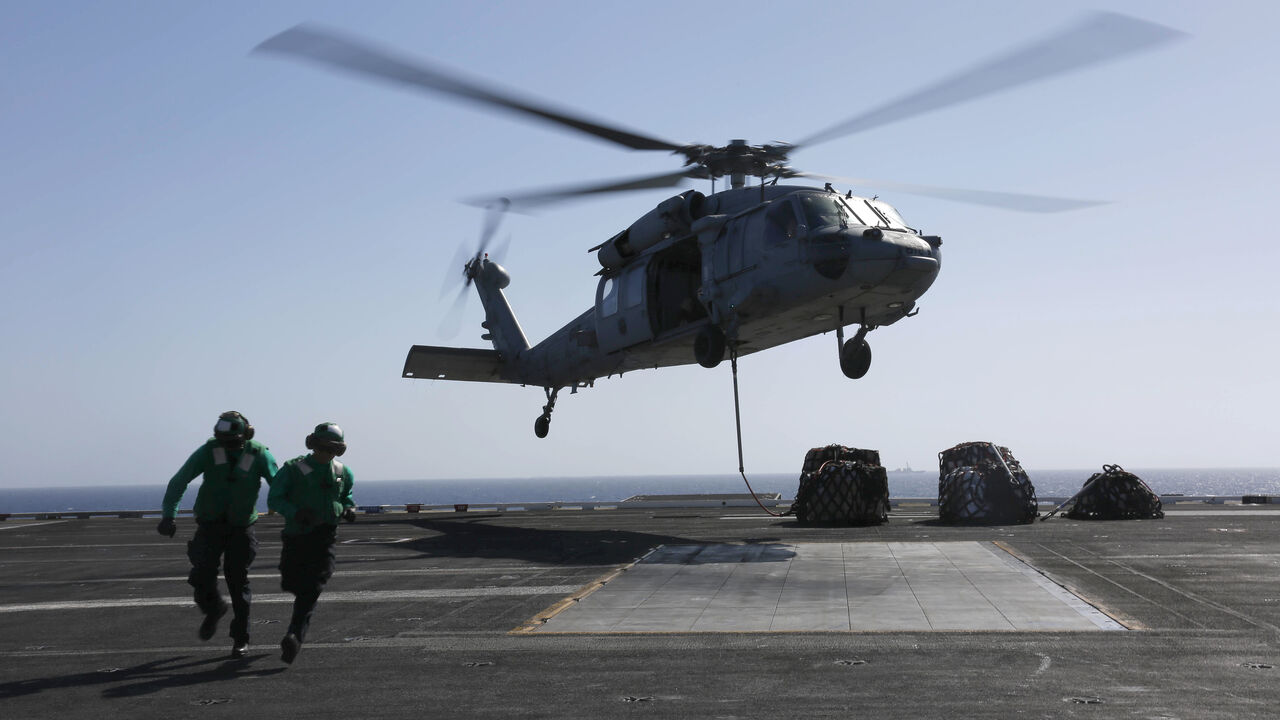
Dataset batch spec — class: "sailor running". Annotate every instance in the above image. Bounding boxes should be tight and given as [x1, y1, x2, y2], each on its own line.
[158, 411, 278, 658]
[268, 421, 356, 664]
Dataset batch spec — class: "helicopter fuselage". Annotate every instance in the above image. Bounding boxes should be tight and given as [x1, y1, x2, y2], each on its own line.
[404, 184, 940, 396]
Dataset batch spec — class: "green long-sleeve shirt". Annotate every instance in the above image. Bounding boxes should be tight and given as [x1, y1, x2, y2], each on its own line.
[268, 454, 355, 535]
[162, 439, 278, 525]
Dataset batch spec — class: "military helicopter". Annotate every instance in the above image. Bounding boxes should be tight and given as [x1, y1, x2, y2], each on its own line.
[257, 13, 1180, 438]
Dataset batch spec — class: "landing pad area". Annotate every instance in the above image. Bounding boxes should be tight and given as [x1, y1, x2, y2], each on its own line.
[534, 541, 1122, 632]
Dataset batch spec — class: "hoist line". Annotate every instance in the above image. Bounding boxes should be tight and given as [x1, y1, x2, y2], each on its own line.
[729, 345, 787, 517]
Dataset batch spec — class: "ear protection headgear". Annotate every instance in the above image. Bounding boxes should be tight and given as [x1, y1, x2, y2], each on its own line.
[213, 411, 254, 446]
[305, 422, 346, 456]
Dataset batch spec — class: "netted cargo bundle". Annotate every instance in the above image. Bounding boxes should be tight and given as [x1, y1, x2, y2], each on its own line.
[939, 441, 1029, 480]
[792, 446, 888, 525]
[937, 442, 1038, 524]
[1064, 465, 1163, 520]
[801, 444, 881, 474]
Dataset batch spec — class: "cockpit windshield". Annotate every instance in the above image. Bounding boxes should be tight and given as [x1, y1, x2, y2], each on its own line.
[863, 198, 910, 229]
[799, 195, 851, 230]
[839, 195, 909, 230]
[798, 192, 911, 232]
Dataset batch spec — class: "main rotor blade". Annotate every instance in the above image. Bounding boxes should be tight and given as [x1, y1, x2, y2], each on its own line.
[795, 12, 1185, 149]
[477, 198, 510, 256]
[491, 233, 512, 265]
[255, 25, 687, 153]
[797, 172, 1105, 213]
[466, 169, 697, 210]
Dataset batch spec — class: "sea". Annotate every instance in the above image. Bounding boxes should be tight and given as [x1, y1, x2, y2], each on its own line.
[3, 468, 1279, 514]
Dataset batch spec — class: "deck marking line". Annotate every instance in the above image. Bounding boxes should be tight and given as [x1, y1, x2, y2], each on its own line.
[1023, 541, 1181, 631]
[1067, 540, 1280, 634]
[511, 546, 657, 634]
[1035, 653, 1052, 675]
[0, 586, 579, 613]
[987, 542, 1125, 630]
[11, 565, 582, 585]
[0, 521, 68, 531]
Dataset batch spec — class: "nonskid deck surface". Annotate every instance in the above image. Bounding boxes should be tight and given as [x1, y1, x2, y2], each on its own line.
[532, 541, 1122, 633]
[1, 504, 1278, 717]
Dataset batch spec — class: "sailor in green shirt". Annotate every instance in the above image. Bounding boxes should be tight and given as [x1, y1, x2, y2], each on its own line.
[158, 411, 278, 659]
[268, 421, 355, 664]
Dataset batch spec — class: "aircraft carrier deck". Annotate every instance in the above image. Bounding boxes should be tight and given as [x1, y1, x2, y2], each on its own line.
[2, 499, 1277, 718]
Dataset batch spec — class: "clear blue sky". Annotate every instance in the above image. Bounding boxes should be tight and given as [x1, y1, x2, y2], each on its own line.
[3, 1, 1277, 487]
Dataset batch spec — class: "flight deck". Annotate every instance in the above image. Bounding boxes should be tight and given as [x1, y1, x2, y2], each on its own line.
[1, 501, 1277, 718]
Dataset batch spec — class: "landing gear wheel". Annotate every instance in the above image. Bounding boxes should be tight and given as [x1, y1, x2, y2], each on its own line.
[840, 338, 872, 379]
[534, 387, 560, 438]
[694, 325, 726, 369]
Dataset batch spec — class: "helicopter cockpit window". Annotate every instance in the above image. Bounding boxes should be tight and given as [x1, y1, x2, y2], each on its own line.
[835, 198, 868, 226]
[866, 198, 910, 230]
[766, 200, 799, 240]
[800, 195, 850, 231]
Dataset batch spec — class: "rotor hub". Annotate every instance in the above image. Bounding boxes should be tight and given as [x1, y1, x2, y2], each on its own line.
[680, 140, 793, 182]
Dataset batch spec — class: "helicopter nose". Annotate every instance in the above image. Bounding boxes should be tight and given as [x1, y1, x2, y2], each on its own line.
[888, 232, 941, 288]
[834, 228, 940, 291]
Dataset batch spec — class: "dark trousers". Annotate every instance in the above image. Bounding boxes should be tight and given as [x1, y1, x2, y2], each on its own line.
[187, 521, 258, 643]
[279, 525, 337, 643]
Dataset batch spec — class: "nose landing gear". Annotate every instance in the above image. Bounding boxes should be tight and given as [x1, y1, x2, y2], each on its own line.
[837, 307, 876, 380]
[840, 335, 872, 379]
[534, 386, 559, 438]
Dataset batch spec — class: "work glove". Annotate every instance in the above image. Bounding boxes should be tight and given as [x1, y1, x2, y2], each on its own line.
[294, 507, 317, 527]
[156, 518, 176, 538]
[340, 507, 356, 523]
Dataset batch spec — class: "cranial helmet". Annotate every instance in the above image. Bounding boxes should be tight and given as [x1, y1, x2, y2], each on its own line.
[213, 411, 254, 448]
[305, 422, 346, 456]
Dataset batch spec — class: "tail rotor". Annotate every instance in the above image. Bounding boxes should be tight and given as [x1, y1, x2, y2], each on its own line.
[437, 199, 510, 339]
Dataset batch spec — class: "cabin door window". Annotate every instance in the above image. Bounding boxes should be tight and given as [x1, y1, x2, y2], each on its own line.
[595, 261, 655, 353]
[598, 276, 619, 316]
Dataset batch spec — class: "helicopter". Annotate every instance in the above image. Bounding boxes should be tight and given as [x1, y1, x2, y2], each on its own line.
[256, 13, 1181, 438]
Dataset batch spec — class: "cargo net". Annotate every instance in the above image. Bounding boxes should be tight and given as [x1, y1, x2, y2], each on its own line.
[791, 445, 889, 525]
[1064, 465, 1164, 520]
[937, 442, 1038, 524]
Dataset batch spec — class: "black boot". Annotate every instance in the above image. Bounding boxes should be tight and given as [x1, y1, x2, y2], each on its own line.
[198, 602, 228, 641]
[280, 632, 301, 664]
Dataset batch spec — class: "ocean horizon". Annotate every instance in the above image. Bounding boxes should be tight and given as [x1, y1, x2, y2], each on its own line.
[2, 468, 1279, 514]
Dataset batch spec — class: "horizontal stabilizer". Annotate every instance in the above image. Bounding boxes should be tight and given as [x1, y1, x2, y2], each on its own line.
[402, 345, 511, 383]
